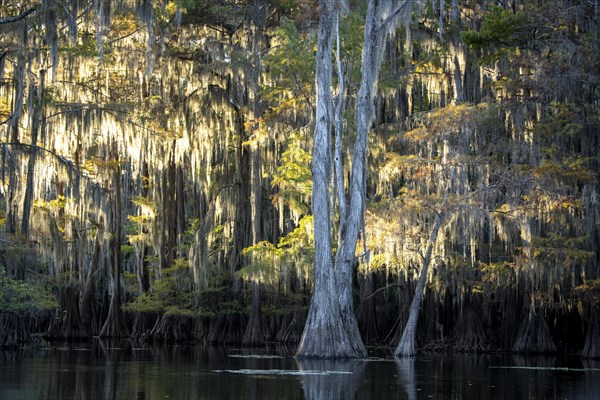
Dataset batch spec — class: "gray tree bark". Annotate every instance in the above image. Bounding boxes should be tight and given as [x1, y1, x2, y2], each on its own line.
[450, 0, 465, 103]
[333, 14, 347, 242]
[297, 0, 357, 358]
[438, 0, 444, 41]
[394, 211, 444, 357]
[334, 0, 392, 359]
[298, 0, 406, 359]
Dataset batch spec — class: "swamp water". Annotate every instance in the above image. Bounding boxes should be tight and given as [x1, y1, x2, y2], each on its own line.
[1, 341, 599, 399]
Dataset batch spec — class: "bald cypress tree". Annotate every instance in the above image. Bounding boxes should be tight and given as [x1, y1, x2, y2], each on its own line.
[297, 0, 406, 359]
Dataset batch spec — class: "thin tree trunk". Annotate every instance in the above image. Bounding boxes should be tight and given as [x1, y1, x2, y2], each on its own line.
[395, 211, 444, 357]
[438, 0, 444, 41]
[80, 224, 102, 336]
[99, 144, 129, 338]
[450, 0, 464, 103]
[160, 153, 177, 275]
[278, 309, 305, 343]
[176, 165, 185, 246]
[4, 45, 26, 235]
[243, 1, 267, 346]
[137, 161, 151, 293]
[334, 13, 347, 240]
[453, 54, 465, 103]
[334, 0, 401, 360]
[21, 69, 45, 237]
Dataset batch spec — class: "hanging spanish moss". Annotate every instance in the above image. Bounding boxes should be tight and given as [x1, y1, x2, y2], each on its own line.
[0, 0, 598, 356]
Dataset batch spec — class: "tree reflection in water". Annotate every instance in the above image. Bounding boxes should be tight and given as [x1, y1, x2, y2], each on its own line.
[395, 358, 416, 400]
[296, 358, 366, 400]
[3, 345, 600, 399]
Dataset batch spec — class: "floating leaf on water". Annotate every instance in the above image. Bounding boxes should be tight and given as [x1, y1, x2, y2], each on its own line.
[227, 354, 285, 359]
[489, 366, 600, 372]
[214, 369, 353, 376]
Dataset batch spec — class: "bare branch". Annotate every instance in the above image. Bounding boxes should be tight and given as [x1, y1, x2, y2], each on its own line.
[378, 0, 408, 32]
[0, 142, 96, 182]
[0, 6, 38, 25]
[361, 283, 402, 302]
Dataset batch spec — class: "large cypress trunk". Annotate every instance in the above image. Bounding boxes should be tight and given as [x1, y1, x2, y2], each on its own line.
[130, 313, 156, 341]
[512, 305, 557, 353]
[451, 295, 489, 352]
[582, 307, 600, 359]
[357, 272, 381, 344]
[242, 282, 264, 345]
[207, 311, 246, 344]
[497, 289, 520, 350]
[149, 315, 194, 342]
[0, 314, 32, 348]
[296, 0, 361, 358]
[48, 284, 86, 339]
[277, 308, 305, 343]
[298, 0, 404, 360]
[298, 272, 357, 357]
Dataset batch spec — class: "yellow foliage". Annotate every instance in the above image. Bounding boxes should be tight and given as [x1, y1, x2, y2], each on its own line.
[0, 98, 11, 119]
[405, 104, 487, 142]
[165, 1, 180, 17]
[33, 195, 70, 212]
[414, 61, 443, 75]
[127, 214, 153, 225]
[531, 160, 596, 185]
[132, 196, 157, 212]
[110, 13, 139, 37]
[127, 233, 148, 244]
[88, 157, 126, 171]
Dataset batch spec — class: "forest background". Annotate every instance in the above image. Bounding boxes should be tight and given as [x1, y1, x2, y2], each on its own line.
[0, 0, 599, 358]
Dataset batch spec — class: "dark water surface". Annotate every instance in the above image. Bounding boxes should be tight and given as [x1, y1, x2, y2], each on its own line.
[1, 341, 599, 399]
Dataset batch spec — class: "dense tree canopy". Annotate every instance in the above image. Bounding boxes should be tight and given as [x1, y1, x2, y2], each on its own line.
[0, 0, 598, 358]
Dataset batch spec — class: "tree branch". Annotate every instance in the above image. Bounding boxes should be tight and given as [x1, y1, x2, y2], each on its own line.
[0, 142, 98, 183]
[378, 1, 408, 32]
[361, 283, 402, 302]
[0, 6, 38, 25]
